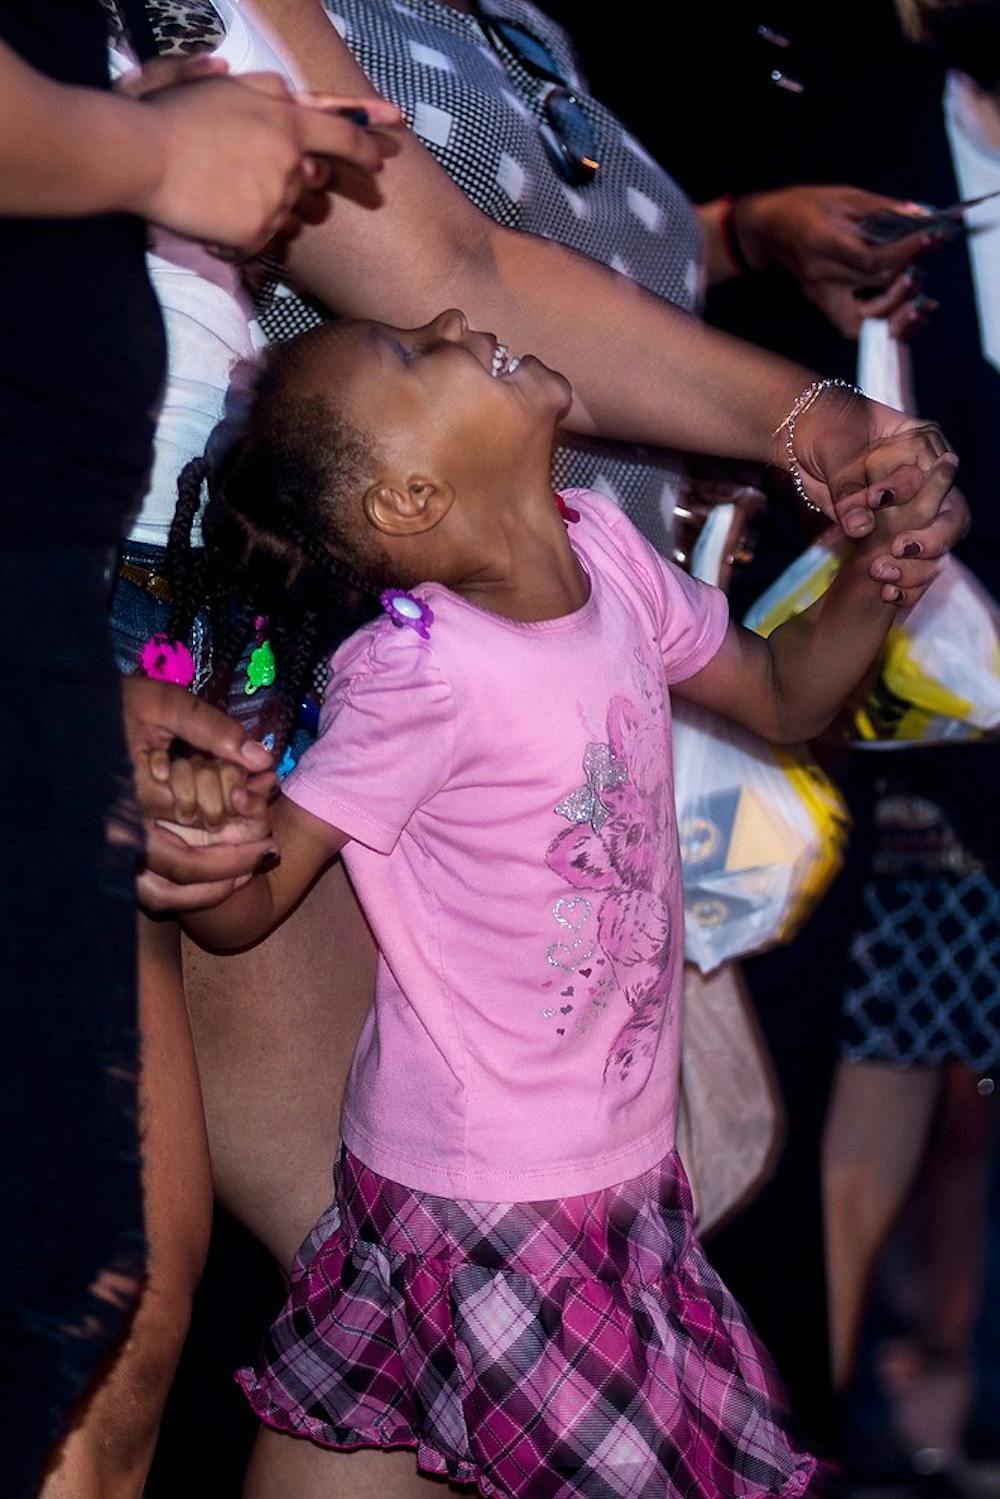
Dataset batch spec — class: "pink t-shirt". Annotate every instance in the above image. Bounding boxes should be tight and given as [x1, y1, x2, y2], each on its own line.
[285, 492, 729, 1201]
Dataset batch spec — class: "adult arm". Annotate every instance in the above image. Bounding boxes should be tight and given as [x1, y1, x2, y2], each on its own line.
[255, 0, 964, 542]
[0, 37, 397, 250]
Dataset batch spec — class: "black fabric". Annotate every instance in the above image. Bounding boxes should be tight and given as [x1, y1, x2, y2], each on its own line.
[545, 0, 1000, 596]
[0, 5, 159, 1487]
[0, 0, 165, 545]
[117, 0, 160, 62]
[0, 542, 145, 1499]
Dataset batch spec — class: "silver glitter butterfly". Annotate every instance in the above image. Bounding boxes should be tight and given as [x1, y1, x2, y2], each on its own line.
[554, 742, 628, 834]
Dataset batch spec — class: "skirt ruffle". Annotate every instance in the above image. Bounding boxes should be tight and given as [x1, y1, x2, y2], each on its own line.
[238, 1147, 816, 1498]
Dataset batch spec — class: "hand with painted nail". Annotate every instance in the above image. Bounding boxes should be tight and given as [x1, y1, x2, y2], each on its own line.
[853, 454, 962, 606]
[725, 187, 944, 340]
[787, 386, 969, 565]
[807, 271, 938, 342]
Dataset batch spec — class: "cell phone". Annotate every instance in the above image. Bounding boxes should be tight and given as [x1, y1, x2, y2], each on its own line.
[858, 190, 1000, 246]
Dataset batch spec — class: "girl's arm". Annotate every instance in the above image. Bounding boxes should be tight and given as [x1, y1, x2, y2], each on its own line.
[255, 0, 965, 550]
[675, 453, 957, 744]
[182, 793, 348, 951]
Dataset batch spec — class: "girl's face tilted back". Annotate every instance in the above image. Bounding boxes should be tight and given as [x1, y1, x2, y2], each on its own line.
[285, 309, 574, 591]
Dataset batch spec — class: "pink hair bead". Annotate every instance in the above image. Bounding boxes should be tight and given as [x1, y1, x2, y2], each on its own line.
[139, 633, 195, 688]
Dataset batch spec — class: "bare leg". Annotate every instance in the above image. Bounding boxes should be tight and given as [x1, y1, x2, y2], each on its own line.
[913, 1065, 991, 1361]
[183, 861, 375, 1271]
[885, 1067, 992, 1460]
[245, 1431, 456, 1499]
[822, 1060, 941, 1390]
[39, 917, 212, 1498]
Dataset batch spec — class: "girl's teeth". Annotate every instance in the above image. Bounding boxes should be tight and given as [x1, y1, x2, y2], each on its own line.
[506, 356, 521, 374]
[491, 342, 509, 377]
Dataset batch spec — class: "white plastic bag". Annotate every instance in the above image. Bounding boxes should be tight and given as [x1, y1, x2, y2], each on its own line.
[744, 535, 1000, 743]
[674, 701, 848, 973]
[675, 511, 849, 974]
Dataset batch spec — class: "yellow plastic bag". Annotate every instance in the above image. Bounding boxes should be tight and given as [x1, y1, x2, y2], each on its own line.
[744, 535, 1000, 743]
[674, 700, 849, 974]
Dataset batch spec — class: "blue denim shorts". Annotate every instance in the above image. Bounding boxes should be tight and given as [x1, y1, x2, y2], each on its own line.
[111, 539, 314, 773]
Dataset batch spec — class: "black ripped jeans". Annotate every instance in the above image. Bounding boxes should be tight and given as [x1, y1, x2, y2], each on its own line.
[0, 541, 144, 1498]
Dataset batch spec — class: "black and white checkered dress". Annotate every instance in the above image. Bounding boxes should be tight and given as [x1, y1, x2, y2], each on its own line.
[257, 0, 704, 556]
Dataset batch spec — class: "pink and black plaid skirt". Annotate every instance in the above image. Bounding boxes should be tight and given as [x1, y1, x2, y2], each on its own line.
[237, 1146, 816, 1497]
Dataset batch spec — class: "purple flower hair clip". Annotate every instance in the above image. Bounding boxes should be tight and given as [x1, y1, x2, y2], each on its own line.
[380, 588, 434, 640]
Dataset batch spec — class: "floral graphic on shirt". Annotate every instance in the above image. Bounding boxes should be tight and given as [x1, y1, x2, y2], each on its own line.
[546, 680, 674, 1082]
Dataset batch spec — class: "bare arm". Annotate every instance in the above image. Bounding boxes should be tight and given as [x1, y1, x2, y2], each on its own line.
[265, 0, 805, 453]
[182, 793, 348, 950]
[0, 39, 168, 217]
[254, 0, 967, 548]
[675, 453, 957, 742]
[0, 36, 396, 250]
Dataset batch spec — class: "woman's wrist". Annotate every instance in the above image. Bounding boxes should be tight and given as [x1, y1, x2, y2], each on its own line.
[56, 85, 167, 219]
[772, 378, 867, 513]
[726, 193, 769, 274]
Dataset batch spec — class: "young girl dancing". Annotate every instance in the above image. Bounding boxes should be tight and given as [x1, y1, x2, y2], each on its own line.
[167, 308, 955, 1499]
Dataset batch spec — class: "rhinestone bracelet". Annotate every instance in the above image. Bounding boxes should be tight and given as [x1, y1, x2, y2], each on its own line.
[774, 377, 864, 512]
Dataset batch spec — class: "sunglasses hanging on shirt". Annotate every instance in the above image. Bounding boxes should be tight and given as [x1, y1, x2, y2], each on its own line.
[469, 0, 600, 187]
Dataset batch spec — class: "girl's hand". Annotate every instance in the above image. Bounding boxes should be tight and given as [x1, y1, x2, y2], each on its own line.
[145, 748, 268, 828]
[137, 776, 277, 915]
[848, 452, 960, 606]
[122, 677, 274, 819]
[786, 388, 969, 575]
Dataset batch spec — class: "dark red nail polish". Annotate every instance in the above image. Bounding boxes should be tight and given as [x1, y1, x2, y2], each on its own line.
[903, 541, 921, 558]
[878, 489, 895, 507]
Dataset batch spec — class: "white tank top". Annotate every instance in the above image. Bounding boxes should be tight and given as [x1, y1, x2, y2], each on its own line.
[109, 0, 293, 545]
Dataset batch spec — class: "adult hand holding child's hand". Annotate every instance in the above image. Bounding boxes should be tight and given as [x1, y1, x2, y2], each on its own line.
[783, 386, 968, 600]
[122, 677, 278, 913]
[137, 778, 277, 916]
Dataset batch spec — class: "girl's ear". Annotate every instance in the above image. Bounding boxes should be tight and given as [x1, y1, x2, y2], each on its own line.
[364, 476, 455, 536]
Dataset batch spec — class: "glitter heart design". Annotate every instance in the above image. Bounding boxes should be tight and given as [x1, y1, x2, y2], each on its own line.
[542, 1007, 555, 1018]
[546, 897, 593, 973]
[560, 1004, 573, 1014]
[553, 896, 592, 933]
[546, 941, 593, 973]
[579, 967, 592, 977]
[556, 1028, 565, 1036]
[561, 987, 573, 997]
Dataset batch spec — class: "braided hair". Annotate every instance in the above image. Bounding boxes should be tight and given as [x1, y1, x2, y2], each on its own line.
[166, 347, 396, 756]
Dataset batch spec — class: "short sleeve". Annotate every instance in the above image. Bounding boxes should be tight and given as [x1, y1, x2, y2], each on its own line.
[569, 491, 730, 685]
[655, 560, 730, 684]
[283, 623, 455, 854]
